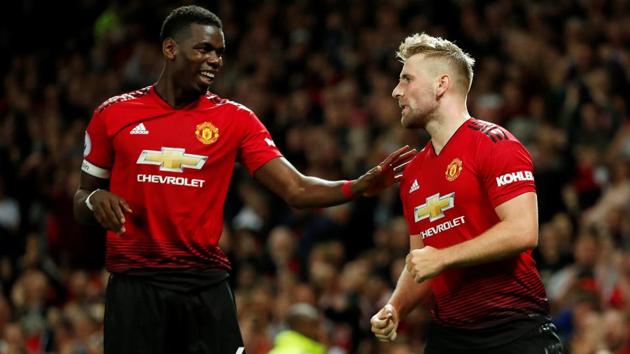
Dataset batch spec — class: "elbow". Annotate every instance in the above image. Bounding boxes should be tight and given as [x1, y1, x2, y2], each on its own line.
[73, 204, 80, 222]
[520, 228, 539, 251]
[72, 191, 90, 224]
[507, 222, 538, 253]
[286, 199, 307, 210]
[284, 188, 308, 209]
[73, 204, 87, 224]
[72, 193, 82, 221]
[526, 235, 538, 250]
[507, 215, 538, 251]
[72, 201, 86, 224]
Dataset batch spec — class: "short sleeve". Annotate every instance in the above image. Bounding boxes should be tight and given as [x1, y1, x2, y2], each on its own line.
[81, 109, 114, 178]
[238, 111, 283, 175]
[479, 140, 536, 208]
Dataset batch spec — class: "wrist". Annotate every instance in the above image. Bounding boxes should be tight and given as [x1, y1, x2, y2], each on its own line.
[386, 302, 398, 312]
[85, 189, 102, 211]
[386, 301, 401, 318]
[438, 247, 453, 270]
[341, 180, 355, 200]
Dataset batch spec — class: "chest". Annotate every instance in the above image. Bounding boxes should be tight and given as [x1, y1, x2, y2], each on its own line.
[112, 109, 240, 170]
[404, 148, 486, 226]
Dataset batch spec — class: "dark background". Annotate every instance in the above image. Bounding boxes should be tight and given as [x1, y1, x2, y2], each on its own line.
[0, 1, 629, 353]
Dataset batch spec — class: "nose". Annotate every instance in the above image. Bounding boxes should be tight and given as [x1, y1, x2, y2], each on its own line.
[392, 83, 402, 99]
[207, 51, 222, 66]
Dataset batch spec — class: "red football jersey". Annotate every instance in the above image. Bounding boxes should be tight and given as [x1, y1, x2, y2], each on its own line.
[400, 118, 549, 329]
[82, 86, 282, 273]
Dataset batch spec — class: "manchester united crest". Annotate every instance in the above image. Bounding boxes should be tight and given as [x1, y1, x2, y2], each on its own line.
[195, 122, 219, 145]
[445, 158, 463, 181]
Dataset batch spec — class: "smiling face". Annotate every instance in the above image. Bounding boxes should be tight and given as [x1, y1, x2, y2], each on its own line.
[168, 23, 225, 94]
[391, 54, 440, 129]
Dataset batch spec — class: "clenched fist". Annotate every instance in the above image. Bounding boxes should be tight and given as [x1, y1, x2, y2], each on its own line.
[371, 304, 399, 342]
[405, 246, 445, 283]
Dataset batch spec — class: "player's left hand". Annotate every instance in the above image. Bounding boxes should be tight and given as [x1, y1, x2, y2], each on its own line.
[371, 303, 399, 342]
[406, 246, 444, 283]
[355, 145, 417, 197]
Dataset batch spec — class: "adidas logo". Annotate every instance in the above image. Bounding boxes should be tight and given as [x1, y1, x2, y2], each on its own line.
[409, 179, 420, 193]
[130, 123, 149, 135]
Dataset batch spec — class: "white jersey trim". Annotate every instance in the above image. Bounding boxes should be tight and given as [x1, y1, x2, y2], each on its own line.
[81, 159, 111, 179]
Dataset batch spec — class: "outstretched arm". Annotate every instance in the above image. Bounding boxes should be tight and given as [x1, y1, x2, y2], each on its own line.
[254, 145, 416, 209]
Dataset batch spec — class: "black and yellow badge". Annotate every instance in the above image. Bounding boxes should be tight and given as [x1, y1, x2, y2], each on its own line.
[195, 122, 219, 145]
[445, 158, 463, 181]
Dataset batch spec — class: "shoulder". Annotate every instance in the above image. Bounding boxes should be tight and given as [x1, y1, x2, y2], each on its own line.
[95, 86, 152, 114]
[465, 118, 525, 152]
[465, 120, 534, 175]
[204, 95, 268, 132]
[202, 92, 256, 116]
[465, 119, 516, 143]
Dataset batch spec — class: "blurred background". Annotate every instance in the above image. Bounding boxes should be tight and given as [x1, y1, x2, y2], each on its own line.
[0, 0, 629, 353]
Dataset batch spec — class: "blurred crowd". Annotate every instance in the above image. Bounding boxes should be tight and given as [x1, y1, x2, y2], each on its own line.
[1, 0, 629, 353]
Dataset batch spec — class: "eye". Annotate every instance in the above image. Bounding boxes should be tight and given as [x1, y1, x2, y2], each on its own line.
[196, 44, 224, 57]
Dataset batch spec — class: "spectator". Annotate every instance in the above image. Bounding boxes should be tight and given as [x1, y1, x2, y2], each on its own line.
[269, 303, 326, 354]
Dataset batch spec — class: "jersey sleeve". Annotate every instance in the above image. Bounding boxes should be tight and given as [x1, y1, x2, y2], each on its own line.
[81, 108, 113, 179]
[479, 139, 536, 208]
[238, 111, 283, 175]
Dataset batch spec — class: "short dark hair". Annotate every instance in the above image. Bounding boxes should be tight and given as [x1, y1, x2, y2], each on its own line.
[160, 5, 222, 42]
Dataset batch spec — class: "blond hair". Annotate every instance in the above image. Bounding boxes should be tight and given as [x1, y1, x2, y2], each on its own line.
[396, 33, 475, 92]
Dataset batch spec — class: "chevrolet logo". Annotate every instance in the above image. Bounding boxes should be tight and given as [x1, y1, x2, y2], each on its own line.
[414, 192, 455, 222]
[137, 147, 207, 172]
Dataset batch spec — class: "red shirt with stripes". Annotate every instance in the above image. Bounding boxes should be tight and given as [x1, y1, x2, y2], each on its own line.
[400, 118, 549, 329]
[82, 86, 282, 273]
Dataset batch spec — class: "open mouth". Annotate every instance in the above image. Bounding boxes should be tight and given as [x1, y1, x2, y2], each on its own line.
[199, 71, 215, 84]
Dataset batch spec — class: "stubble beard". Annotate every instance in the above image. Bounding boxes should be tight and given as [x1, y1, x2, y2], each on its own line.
[401, 105, 436, 130]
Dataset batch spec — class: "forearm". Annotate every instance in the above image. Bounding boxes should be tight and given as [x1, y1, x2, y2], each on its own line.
[256, 147, 415, 209]
[254, 158, 360, 209]
[388, 268, 432, 319]
[285, 177, 356, 209]
[441, 219, 537, 270]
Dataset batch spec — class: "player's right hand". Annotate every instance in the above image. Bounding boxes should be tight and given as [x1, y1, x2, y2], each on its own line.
[358, 145, 417, 197]
[89, 190, 133, 234]
[371, 303, 399, 342]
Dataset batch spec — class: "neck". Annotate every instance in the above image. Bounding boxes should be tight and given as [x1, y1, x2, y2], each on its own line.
[426, 98, 471, 155]
[154, 68, 205, 108]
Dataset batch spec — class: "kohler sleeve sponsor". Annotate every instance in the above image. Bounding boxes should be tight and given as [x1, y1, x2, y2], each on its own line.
[496, 171, 534, 187]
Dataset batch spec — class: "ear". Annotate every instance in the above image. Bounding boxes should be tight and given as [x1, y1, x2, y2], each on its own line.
[435, 74, 450, 98]
[162, 38, 177, 60]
